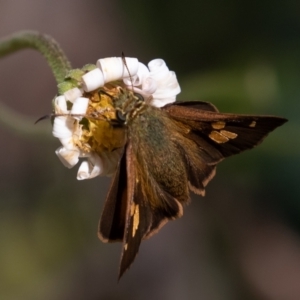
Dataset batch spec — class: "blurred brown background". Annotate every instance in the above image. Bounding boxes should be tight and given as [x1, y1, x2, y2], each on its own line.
[0, 1, 299, 299]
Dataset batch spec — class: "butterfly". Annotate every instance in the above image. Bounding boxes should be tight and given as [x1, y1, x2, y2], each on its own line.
[95, 88, 287, 279]
[49, 56, 287, 278]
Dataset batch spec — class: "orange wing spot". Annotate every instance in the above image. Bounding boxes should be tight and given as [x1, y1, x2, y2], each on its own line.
[220, 130, 238, 139]
[209, 131, 229, 143]
[132, 204, 140, 238]
[211, 121, 226, 130]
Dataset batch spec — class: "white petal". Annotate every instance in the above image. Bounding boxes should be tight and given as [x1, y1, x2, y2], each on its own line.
[64, 87, 83, 103]
[153, 71, 181, 98]
[52, 116, 74, 139]
[59, 136, 75, 150]
[77, 160, 92, 180]
[71, 97, 89, 120]
[151, 96, 176, 108]
[122, 57, 139, 77]
[56, 147, 80, 168]
[148, 59, 169, 81]
[97, 57, 122, 83]
[54, 95, 68, 114]
[146, 59, 181, 103]
[89, 153, 103, 178]
[123, 62, 150, 86]
[96, 57, 139, 83]
[77, 153, 103, 180]
[141, 77, 157, 94]
[82, 68, 104, 92]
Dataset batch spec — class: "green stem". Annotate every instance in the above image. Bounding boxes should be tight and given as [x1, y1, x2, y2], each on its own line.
[0, 30, 72, 83]
[0, 30, 72, 140]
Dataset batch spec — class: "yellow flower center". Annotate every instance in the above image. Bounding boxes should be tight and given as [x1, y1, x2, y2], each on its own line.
[78, 86, 127, 155]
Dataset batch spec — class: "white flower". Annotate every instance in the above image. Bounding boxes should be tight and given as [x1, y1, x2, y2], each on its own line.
[82, 57, 181, 107]
[52, 95, 103, 178]
[53, 56, 181, 180]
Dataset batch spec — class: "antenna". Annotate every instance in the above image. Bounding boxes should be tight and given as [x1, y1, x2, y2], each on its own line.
[121, 52, 134, 92]
[34, 114, 52, 124]
[35, 112, 109, 125]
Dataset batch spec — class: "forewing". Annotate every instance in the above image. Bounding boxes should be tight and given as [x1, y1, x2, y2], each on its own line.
[119, 141, 186, 278]
[98, 147, 127, 242]
[98, 140, 185, 278]
[172, 101, 219, 112]
[163, 101, 287, 195]
[164, 101, 287, 158]
[118, 142, 152, 278]
[99, 101, 287, 278]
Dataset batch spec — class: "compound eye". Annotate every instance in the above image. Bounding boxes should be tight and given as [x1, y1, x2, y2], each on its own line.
[116, 110, 126, 123]
[134, 93, 144, 101]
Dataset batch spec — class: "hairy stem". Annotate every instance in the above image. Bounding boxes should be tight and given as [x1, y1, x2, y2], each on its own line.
[0, 30, 72, 83]
[0, 30, 72, 139]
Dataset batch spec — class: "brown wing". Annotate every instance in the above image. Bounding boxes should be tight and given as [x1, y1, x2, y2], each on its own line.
[99, 101, 287, 279]
[120, 141, 187, 278]
[164, 101, 287, 158]
[98, 144, 150, 278]
[162, 101, 287, 197]
[98, 147, 127, 243]
[99, 139, 186, 278]
[117, 142, 152, 279]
